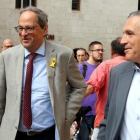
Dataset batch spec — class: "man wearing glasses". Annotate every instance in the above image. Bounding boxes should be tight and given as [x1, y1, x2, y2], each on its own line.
[0, 6, 86, 140]
[76, 41, 103, 140]
[85, 37, 126, 140]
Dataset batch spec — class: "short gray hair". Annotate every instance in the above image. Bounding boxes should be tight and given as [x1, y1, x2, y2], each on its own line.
[128, 11, 140, 18]
[20, 6, 48, 29]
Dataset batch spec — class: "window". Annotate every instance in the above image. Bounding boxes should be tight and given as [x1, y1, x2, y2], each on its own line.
[72, 0, 80, 11]
[15, 0, 37, 9]
[138, 0, 140, 10]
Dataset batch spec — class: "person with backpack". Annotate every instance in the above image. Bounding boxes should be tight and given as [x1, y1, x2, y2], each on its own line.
[76, 41, 104, 140]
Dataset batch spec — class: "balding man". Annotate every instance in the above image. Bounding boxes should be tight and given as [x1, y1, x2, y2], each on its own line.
[0, 6, 86, 140]
[98, 11, 140, 140]
[1, 39, 14, 51]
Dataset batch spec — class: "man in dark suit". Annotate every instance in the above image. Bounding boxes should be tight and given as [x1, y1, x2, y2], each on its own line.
[98, 11, 140, 140]
[0, 6, 86, 140]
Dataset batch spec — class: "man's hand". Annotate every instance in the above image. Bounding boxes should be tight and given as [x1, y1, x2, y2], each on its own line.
[85, 84, 94, 98]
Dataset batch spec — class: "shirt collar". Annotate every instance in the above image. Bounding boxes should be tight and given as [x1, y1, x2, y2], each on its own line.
[112, 56, 126, 60]
[132, 63, 140, 71]
[24, 41, 46, 58]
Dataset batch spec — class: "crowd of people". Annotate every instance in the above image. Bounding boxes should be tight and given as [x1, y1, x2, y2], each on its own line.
[0, 6, 140, 140]
[72, 37, 126, 140]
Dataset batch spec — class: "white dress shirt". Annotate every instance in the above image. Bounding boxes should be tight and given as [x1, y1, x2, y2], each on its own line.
[120, 64, 140, 140]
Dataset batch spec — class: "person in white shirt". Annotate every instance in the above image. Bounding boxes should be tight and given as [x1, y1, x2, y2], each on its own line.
[98, 10, 140, 140]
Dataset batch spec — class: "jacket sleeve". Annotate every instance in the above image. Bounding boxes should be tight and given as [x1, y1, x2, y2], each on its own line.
[0, 53, 6, 125]
[66, 51, 87, 123]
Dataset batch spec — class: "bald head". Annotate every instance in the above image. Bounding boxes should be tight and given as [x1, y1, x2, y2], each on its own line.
[1, 39, 14, 51]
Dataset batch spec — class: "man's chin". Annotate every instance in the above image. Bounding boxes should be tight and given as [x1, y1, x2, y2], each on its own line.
[21, 42, 30, 48]
[96, 59, 103, 62]
[125, 56, 133, 61]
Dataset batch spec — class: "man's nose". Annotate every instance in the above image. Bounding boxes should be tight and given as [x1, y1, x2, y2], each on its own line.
[20, 29, 28, 36]
[99, 51, 103, 53]
[121, 35, 128, 44]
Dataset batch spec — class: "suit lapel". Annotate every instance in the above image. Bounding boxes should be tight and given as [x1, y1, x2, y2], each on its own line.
[16, 46, 24, 109]
[45, 41, 56, 107]
[15, 41, 57, 110]
[116, 65, 134, 118]
[16, 41, 57, 109]
[114, 64, 135, 136]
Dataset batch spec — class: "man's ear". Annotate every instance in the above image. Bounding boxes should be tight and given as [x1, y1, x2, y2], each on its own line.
[111, 48, 113, 56]
[111, 48, 115, 59]
[1, 46, 3, 51]
[88, 50, 92, 56]
[43, 24, 48, 36]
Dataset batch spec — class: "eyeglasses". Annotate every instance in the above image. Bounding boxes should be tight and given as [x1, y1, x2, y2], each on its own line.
[90, 49, 105, 52]
[14, 26, 38, 34]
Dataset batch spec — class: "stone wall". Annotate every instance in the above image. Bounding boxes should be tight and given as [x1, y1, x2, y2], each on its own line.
[0, 0, 137, 59]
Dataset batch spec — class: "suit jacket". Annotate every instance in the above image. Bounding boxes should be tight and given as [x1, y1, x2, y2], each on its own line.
[97, 61, 135, 140]
[0, 40, 86, 140]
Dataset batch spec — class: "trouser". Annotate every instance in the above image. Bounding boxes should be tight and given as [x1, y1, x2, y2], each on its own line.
[15, 125, 55, 140]
[76, 115, 95, 140]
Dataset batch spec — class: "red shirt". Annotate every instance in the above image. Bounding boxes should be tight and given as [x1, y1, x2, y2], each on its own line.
[87, 56, 126, 127]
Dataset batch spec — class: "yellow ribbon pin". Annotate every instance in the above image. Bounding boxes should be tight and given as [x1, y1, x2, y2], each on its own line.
[50, 58, 56, 68]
